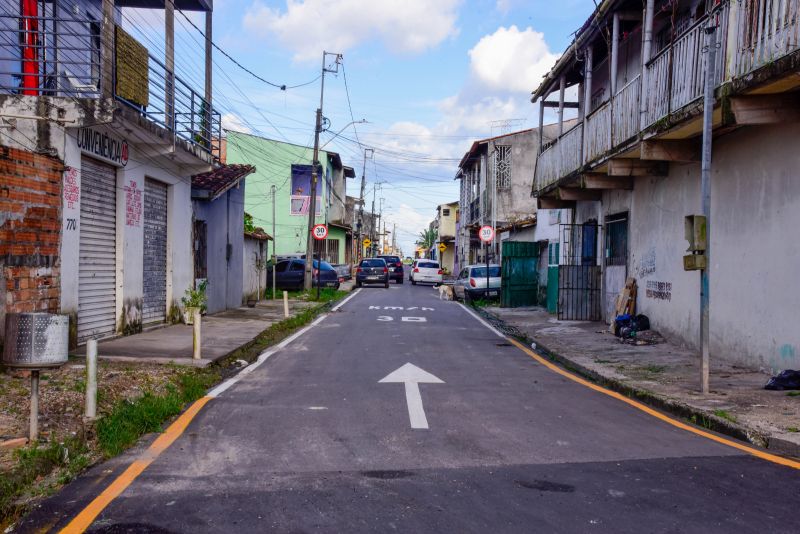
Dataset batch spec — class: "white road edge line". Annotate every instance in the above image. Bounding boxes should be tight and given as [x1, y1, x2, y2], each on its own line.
[458, 303, 505, 338]
[208, 314, 326, 398]
[332, 287, 362, 311]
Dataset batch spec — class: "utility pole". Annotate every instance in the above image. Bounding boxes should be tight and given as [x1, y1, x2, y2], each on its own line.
[357, 148, 374, 261]
[699, 21, 717, 394]
[392, 223, 396, 254]
[305, 51, 341, 290]
[271, 184, 277, 299]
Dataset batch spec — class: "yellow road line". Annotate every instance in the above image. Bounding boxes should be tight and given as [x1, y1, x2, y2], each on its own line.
[506, 337, 800, 470]
[60, 396, 213, 534]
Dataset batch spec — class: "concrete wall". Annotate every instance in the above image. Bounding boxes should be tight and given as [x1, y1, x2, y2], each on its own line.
[193, 185, 245, 314]
[243, 236, 267, 300]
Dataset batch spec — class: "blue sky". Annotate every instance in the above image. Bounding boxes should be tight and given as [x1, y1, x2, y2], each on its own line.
[124, 0, 590, 255]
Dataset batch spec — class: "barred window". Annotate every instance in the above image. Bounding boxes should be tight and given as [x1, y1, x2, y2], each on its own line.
[496, 145, 511, 189]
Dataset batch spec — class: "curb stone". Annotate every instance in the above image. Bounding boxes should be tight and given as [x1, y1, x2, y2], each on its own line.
[473, 306, 800, 459]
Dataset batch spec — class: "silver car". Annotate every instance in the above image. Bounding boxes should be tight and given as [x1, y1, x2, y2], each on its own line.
[453, 264, 501, 301]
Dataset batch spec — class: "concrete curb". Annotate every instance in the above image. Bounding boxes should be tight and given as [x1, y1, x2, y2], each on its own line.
[473, 306, 800, 459]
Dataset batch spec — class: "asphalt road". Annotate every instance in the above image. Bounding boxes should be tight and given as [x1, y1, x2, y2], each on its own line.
[21, 283, 800, 533]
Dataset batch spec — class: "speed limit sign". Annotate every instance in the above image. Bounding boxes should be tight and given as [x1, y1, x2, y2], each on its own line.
[312, 224, 328, 240]
[478, 225, 494, 243]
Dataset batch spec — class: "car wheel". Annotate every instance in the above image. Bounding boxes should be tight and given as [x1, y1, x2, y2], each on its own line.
[412, 279, 416, 285]
[356, 281, 362, 288]
[396, 278, 402, 284]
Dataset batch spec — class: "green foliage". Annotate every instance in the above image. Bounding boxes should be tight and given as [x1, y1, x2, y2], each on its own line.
[181, 280, 208, 311]
[1, 437, 89, 527]
[417, 228, 437, 250]
[713, 410, 737, 423]
[244, 212, 256, 233]
[786, 391, 800, 397]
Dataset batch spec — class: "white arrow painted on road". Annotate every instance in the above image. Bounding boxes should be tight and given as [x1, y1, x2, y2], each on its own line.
[379, 363, 444, 429]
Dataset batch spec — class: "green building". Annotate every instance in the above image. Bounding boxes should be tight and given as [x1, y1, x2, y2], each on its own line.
[225, 132, 355, 264]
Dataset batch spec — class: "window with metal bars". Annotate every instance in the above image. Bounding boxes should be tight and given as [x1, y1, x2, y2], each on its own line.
[496, 145, 511, 189]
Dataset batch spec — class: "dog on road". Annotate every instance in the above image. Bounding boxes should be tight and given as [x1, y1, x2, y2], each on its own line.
[437, 284, 454, 301]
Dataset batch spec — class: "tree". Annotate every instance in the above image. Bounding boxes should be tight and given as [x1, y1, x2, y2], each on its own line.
[417, 228, 437, 257]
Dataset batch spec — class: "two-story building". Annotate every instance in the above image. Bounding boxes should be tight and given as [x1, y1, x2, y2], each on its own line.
[531, 0, 800, 371]
[0, 0, 231, 346]
[225, 132, 355, 265]
[433, 201, 458, 275]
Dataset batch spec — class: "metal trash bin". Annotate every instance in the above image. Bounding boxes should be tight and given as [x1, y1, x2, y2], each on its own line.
[2, 313, 69, 369]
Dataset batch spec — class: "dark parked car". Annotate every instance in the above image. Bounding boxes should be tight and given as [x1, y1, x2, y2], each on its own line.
[356, 258, 389, 288]
[378, 255, 404, 284]
[266, 258, 340, 291]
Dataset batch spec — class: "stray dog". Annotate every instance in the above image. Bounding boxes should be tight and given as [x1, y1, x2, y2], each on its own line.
[437, 284, 454, 301]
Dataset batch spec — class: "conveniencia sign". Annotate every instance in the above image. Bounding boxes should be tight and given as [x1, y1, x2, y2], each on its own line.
[77, 127, 129, 166]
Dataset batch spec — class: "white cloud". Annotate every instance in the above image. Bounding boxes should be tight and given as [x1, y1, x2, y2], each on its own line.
[222, 113, 253, 134]
[243, 0, 461, 62]
[468, 25, 559, 93]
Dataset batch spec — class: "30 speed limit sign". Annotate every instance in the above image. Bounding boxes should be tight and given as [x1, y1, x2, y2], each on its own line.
[312, 224, 328, 240]
[478, 225, 495, 243]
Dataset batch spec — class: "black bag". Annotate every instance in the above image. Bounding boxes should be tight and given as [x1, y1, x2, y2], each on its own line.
[631, 314, 650, 332]
[764, 370, 800, 391]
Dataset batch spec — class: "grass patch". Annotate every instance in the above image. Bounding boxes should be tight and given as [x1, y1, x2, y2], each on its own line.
[786, 391, 800, 397]
[96, 369, 218, 458]
[713, 410, 737, 423]
[689, 414, 713, 430]
[787, 427, 799, 433]
[594, 359, 615, 364]
[262, 288, 345, 302]
[1, 437, 90, 527]
[642, 364, 667, 374]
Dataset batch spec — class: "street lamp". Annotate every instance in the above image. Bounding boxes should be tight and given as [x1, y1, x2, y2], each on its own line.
[320, 119, 369, 149]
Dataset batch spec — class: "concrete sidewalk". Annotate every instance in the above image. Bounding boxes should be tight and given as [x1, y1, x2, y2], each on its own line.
[482, 305, 800, 457]
[78, 298, 321, 367]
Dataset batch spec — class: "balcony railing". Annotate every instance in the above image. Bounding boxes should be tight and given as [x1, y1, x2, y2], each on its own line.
[0, 9, 101, 97]
[535, 123, 583, 190]
[611, 74, 641, 145]
[583, 101, 612, 163]
[733, 0, 800, 75]
[115, 52, 221, 160]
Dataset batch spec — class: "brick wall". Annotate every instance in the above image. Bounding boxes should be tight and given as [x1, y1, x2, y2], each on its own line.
[0, 145, 64, 343]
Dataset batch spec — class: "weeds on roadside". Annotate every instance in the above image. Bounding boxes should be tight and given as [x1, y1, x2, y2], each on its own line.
[787, 391, 800, 397]
[713, 410, 737, 423]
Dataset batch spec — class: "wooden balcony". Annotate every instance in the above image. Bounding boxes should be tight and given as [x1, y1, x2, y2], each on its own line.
[535, 123, 583, 190]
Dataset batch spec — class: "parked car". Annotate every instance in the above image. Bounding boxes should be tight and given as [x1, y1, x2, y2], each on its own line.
[453, 264, 501, 301]
[410, 259, 443, 285]
[266, 258, 340, 291]
[356, 258, 389, 288]
[378, 255, 404, 284]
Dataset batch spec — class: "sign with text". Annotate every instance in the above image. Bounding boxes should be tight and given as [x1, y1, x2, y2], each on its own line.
[77, 127, 129, 167]
[478, 225, 495, 243]
[312, 224, 328, 240]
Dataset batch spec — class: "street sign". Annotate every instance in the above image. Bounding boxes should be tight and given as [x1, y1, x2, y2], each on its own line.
[438, 243, 447, 252]
[363, 238, 371, 247]
[312, 224, 328, 240]
[478, 225, 495, 243]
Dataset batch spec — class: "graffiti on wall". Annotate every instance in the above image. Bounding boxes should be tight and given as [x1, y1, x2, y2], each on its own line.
[63, 167, 79, 209]
[637, 247, 656, 278]
[124, 180, 142, 227]
[646, 280, 672, 301]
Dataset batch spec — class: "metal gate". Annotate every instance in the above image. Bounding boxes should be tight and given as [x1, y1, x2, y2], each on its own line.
[78, 157, 117, 341]
[558, 222, 602, 321]
[142, 179, 168, 324]
[501, 241, 539, 308]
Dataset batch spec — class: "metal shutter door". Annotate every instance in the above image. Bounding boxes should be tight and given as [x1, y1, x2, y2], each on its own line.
[142, 179, 168, 324]
[78, 158, 117, 341]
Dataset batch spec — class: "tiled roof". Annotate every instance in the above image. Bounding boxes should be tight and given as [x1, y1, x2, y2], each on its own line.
[192, 164, 255, 200]
[245, 227, 272, 241]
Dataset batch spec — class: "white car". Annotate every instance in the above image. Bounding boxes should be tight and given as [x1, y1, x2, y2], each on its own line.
[410, 259, 443, 285]
[453, 264, 501, 301]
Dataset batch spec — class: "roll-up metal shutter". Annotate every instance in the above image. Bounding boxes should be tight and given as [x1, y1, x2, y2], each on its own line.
[142, 178, 168, 324]
[78, 157, 117, 341]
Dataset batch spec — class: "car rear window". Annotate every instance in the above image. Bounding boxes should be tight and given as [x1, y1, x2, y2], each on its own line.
[361, 259, 386, 267]
[471, 266, 501, 277]
[380, 256, 400, 264]
[418, 262, 439, 269]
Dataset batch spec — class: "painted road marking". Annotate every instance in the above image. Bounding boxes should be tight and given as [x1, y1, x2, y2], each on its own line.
[60, 295, 346, 533]
[462, 308, 800, 471]
[379, 363, 444, 430]
[332, 288, 362, 311]
[458, 303, 504, 337]
[401, 317, 427, 322]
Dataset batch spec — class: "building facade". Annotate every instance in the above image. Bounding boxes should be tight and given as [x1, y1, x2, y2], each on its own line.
[532, 0, 800, 371]
[0, 0, 220, 347]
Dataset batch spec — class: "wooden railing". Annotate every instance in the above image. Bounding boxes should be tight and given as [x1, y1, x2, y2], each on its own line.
[534, 123, 583, 190]
[612, 75, 641, 145]
[583, 101, 612, 163]
[733, 0, 800, 75]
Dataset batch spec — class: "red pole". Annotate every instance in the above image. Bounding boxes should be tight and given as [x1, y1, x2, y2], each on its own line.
[20, 0, 39, 95]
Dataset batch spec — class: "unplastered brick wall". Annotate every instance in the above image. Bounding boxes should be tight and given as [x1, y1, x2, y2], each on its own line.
[0, 145, 64, 343]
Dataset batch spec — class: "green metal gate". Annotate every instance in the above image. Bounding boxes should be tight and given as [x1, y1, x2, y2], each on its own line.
[547, 242, 559, 313]
[501, 241, 539, 308]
